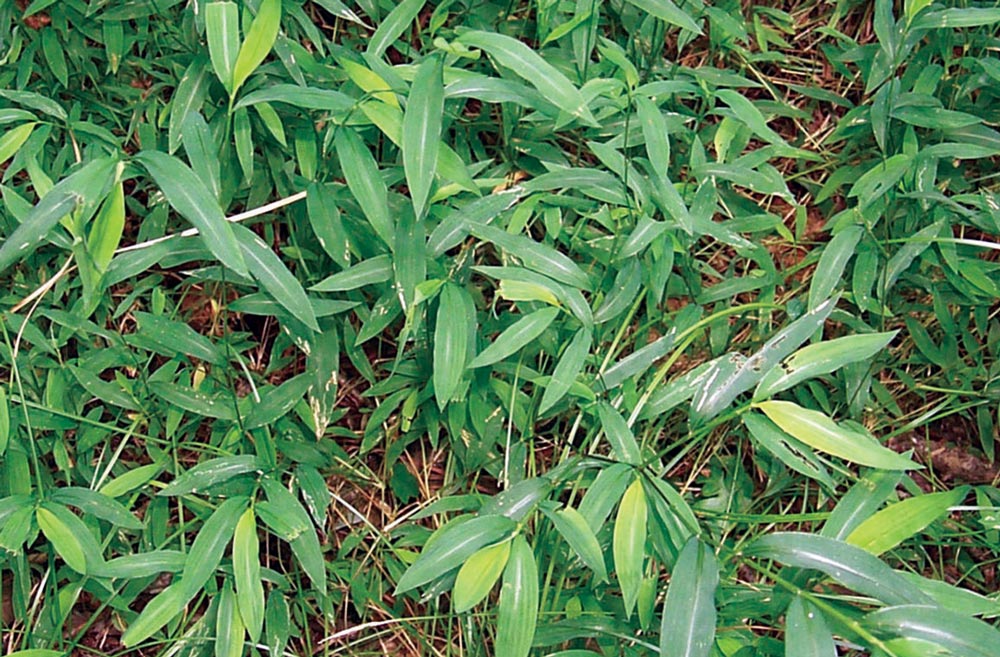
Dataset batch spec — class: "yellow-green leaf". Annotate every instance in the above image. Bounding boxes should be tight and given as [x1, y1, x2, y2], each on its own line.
[452, 539, 511, 613]
[231, 0, 281, 96]
[755, 400, 918, 470]
[87, 181, 125, 273]
[233, 507, 264, 642]
[613, 478, 647, 618]
[36, 506, 87, 574]
[846, 487, 968, 555]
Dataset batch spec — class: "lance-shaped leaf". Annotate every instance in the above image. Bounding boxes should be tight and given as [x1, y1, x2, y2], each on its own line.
[544, 506, 607, 582]
[395, 514, 517, 594]
[614, 478, 647, 618]
[690, 296, 838, 423]
[452, 539, 511, 613]
[335, 128, 393, 246]
[231, 0, 281, 96]
[135, 151, 247, 276]
[863, 604, 1000, 657]
[755, 400, 918, 471]
[402, 55, 443, 219]
[457, 30, 598, 126]
[539, 328, 591, 414]
[755, 331, 897, 399]
[745, 532, 934, 606]
[206, 2, 239, 92]
[660, 537, 719, 657]
[233, 224, 319, 332]
[0, 156, 118, 274]
[233, 508, 264, 641]
[496, 536, 538, 657]
[469, 307, 559, 369]
[159, 455, 261, 496]
[785, 596, 836, 657]
[846, 487, 968, 556]
[434, 283, 472, 410]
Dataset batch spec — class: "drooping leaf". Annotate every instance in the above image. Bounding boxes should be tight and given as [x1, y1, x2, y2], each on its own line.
[0, 156, 118, 274]
[745, 532, 934, 606]
[233, 224, 319, 332]
[496, 536, 538, 657]
[614, 478, 646, 618]
[456, 31, 598, 126]
[233, 508, 264, 642]
[395, 514, 518, 594]
[755, 400, 918, 470]
[205, 1, 240, 92]
[785, 596, 836, 657]
[863, 605, 1000, 657]
[468, 307, 560, 369]
[452, 539, 511, 613]
[134, 151, 247, 276]
[660, 537, 719, 657]
[846, 487, 968, 556]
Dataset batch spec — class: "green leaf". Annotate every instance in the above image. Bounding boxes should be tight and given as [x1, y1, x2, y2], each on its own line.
[265, 592, 290, 657]
[133, 311, 225, 365]
[135, 151, 248, 277]
[87, 181, 125, 273]
[206, 2, 240, 92]
[785, 596, 836, 657]
[467, 223, 592, 290]
[36, 506, 88, 574]
[121, 582, 189, 647]
[403, 55, 443, 219]
[434, 283, 472, 410]
[49, 487, 143, 530]
[755, 400, 918, 470]
[469, 307, 559, 369]
[99, 462, 164, 498]
[0, 386, 9, 456]
[260, 478, 327, 595]
[306, 182, 351, 268]
[182, 112, 221, 201]
[457, 31, 598, 126]
[614, 478, 646, 618]
[180, 497, 248, 598]
[636, 95, 670, 180]
[159, 455, 261, 496]
[395, 514, 518, 594]
[743, 412, 836, 491]
[235, 84, 354, 112]
[0, 156, 118, 274]
[93, 550, 186, 579]
[821, 469, 905, 541]
[807, 225, 863, 310]
[863, 605, 1000, 657]
[745, 532, 933, 606]
[452, 539, 511, 613]
[0, 89, 66, 121]
[311, 254, 392, 292]
[233, 508, 264, 642]
[496, 535, 538, 657]
[716, 89, 786, 146]
[545, 506, 607, 582]
[597, 403, 642, 466]
[848, 154, 910, 208]
[626, 0, 702, 33]
[691, 297, 838, 423]
[0, 122, 36, 165]
[660, 537, 719, 657]
[846, 487, 968, 555]
[168, 56, 211, 154]
[215, 580, 245, 657]
[754, 332, 898, 399]
[149, 382, 237, 421]
[335, 128, 393, 246]
[244, 374, 312, 430]
[232, 0, 281, 96]
[233, 224, 319, 332]
[911, 7, 1000, 30]
[366, 0, 425, 59]
[539, 328, 591, 414]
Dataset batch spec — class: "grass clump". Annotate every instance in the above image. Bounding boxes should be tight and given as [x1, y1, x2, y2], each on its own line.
[1, 1, 999, 656]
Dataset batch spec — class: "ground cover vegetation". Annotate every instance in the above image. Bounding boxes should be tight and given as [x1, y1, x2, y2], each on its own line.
[0, 0, 999, 655]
